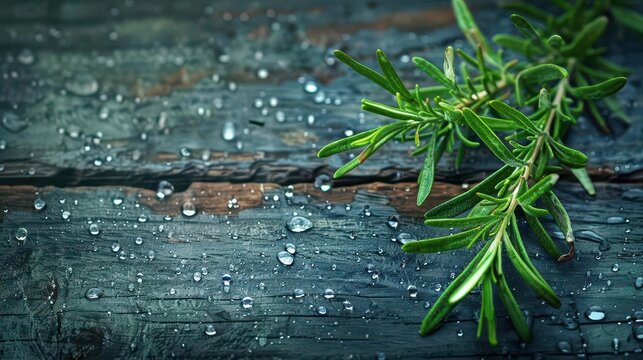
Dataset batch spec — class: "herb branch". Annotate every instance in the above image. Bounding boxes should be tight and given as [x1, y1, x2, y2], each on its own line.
[316, 0, 638, 344]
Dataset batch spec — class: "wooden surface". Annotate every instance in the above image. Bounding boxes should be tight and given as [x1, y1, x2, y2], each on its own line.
[0, 0, 642, 359]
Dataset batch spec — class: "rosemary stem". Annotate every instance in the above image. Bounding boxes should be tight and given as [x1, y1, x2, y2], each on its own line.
[456, 78, 508, 110]
[499, 73, 570, 249]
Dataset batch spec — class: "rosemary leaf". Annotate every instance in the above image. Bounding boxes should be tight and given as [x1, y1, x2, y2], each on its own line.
[462, 108, 523, 167]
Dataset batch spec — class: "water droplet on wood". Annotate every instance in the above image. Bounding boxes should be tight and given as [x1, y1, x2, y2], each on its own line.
[286, 216, 313, 233]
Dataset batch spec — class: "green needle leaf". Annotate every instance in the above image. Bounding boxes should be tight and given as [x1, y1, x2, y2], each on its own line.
[561, 16, 608, 56]
[482, 277, 498, 346]
[504, 233, 561, 308]
[548, 139, 589, 168]
[361, 99, 424, 121]
[417, 132, 437, 206]
[517, 64, 568, 84]
[333, 125, 406, 178]
[419, 241, 492, 335]
[425, 165, 513, 219]
[572, 77, 627, 100]
[402, 226, 480, 253]
[412, 56, 452, 89]
[452, 0, 477, 33]
[376, 49, 413, 101]
[462, 108, 524, 167]
[492, 34, 528, 53]
[317, 128, 377, 158]
[489, 100, 541, 135]
[611, 5, 643, 35]
[570, 167, 596, 196]
[515, 64, 568, 105]
[546, 34, 564, 49]
[452, 0, 500, 65]
[497, 274, 532, 342]
[510, 14, 540, 40]
[449, 240, 499, 304]
[541, 191, 575, 245]
[479, 116, 522, 131]
[334, 50, 396, 95]
[424, 215, 501, 228]
[517, 174, 559, 206]
[525, 213, 561, 259]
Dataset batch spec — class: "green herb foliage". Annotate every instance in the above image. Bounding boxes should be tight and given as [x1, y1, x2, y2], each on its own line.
[316, 0, 637, 344]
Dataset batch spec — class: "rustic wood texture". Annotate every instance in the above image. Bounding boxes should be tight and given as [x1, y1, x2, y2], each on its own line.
[0, 181, 641, 359]
[0, 0, 641, 189]
[0, 0, 642, 359]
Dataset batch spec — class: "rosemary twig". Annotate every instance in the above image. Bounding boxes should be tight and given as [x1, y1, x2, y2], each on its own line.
[315, 0, 637, 345]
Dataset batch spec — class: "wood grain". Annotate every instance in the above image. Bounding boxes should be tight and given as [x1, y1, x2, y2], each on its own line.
[0, 181, 641, 358]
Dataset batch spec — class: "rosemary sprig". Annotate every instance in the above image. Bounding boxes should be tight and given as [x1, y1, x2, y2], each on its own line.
[316, 0, 638, 345]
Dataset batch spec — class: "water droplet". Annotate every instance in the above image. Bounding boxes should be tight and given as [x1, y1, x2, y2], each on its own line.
[557, 341, 572, 353]
[286, 216, 313, 233]
[285, 243, 296, 254]
[257, 68, 269, 79]
[1, 112, 29, 133]
[85, 288, 104, 300]
[17, 49, 34, 65]
[221, 121, 236, 141]
[575, 230, 605, 242]
[396, 233, 415, 245]
[193, 272, 202, 282]
[181, 201, 196, 217]
[561, 317, 578, 330]
[138, 214, 148, 223]
[387, 216, 399, 229]
[407, 285, 418, 298]
[634, 277, 643, 289]
[362, 205, 372, 217]
[633, 324, 643, 341]
[205, 324, 217, 336]
[343, 300, 353, 311]
[111, 243, 120, 252]
[456, 329, 464, 337]
[241, 296, 253, 309]
[112, 197, 124, 205]
[612, 263, 619, 272]
[15, 227, 28, 241]
[62, 211, 70, 220]
[135, 237, 143, 245]
[304, 81, 318, 93]
[89, 223, 100, 235]
[33, 198, 45, 211]
[128, 283, 135, 292]
[324, 288, 335, 299]
[222, 274, 232, 293]
[607, 216, 626, 224]
[612, 338, 620, 353]
[314, 174, 332, 192]
[156, 180, 174, 199]
[313, 91, 326, 103]
[66, 73, 99, 96]
[293, 288, 305, 298]
[277, 251, 294, 266]
[585, 306, 606, 321]
[599, 240, 611, 251]
[317, 306, 327, 315]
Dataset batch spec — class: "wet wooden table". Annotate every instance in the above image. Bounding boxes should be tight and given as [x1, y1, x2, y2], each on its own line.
[0, 0, 641, 359]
